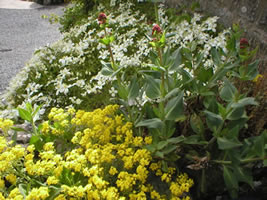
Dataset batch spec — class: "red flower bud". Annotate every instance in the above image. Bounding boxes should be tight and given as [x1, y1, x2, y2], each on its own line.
[98, 12, 107, 24]
[240, 38, 249, 49]
[152, 24, 162, 35]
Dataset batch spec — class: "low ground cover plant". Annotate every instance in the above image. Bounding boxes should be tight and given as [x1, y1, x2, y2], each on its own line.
[0, 0, 266, 199]
[0, 105, 193, 199]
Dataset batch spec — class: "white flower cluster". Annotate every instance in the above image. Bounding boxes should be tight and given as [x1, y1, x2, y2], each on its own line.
[168, 13, 229, 74]
[1, 2, 231, 116]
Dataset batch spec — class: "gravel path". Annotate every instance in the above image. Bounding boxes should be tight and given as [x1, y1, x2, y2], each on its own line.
[0, 5, 65, 94]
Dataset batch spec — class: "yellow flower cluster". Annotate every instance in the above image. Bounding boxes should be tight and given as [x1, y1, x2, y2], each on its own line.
[0, 118, 13, 135]
[0, 105, 194, 199]
[0, 136, 24, 186]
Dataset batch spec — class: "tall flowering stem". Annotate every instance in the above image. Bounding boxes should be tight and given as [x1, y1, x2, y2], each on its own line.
[98, 12, 116, 70]
[152, 24, 166, 97]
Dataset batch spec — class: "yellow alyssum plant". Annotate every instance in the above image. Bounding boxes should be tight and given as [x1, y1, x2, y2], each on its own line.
[0, 105, 193, 199]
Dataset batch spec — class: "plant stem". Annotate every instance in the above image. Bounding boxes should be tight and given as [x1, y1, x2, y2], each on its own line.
[104, 28, 116, 69]
[212, 156, 267, 165]
[241, 156, 267, 164]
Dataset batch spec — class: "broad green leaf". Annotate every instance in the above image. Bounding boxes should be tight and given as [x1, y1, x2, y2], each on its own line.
[162, 144, 177, 154]
[217, 137, 242, 150]
[26, 102, 33, 113]
[203, 96, 218, 113]
[18, 108, 32, 122]
[136, 118, 164, 129]
[145, 75, 161, 99]
[163, 88, 180, 101]
[190, 114, 204, 135]
[220, 79, 237, 102]
[209, 61, 239, 85]
[195, 67, 213, 82]
[155, 151, 164, 158]
[169, 47, 182, 72]
[145, 144, 157, 152]
[223, 165, 238, 198]
[156, 141, 169, 150]
[204, 110, 223, 132]
[218, 103, 227, 119]
[117, 85, 128, 100]
[182, 47, 192, 61]
[128, 76, 139, 99]
[231, 97, 258, 108]
[253, 135, 265, 157]
[183, 135, 208, 145]
[211, 47, 221, 67]
[100, 61, 114, 76]
[233, 166, 253, 187]
[226, 107, 245, 120]
[240, 60, 259, 80]
[165, 91, 184, 120]
[167, 136, 185, 144]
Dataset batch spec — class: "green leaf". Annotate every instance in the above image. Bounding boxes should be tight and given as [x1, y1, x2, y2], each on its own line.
[146, 144, 157, 152]
[30, 135, 43, 151]
[100, 63, 114, 76]
[226, 107, 245, 120]
[162, 144, 177, 154]
[183, 135, 208, 145]
[109, 35, 115, 43]
[136, 118, 164, 129]
[209, 61, 239, 85]
[11, 127, 27, 132]
[18, 184, 27, 198]
[163, 88, 180, 101]
[167, 136, 185, 144]
[156, 141, 169, 150]
[164, 91, 184, 120]
[211, 47, 221, 67]
[159, 31, 166, 46]
[204, 110, 223, 132]
[169, 48, 182, 73]
[253, 135, 265, 157]
[155, 151, 164, 158]
[32, 105, 41, 116]
[195, 67, 213, 82]
[220, 79, 237, 102]
[117, 84, 128, 100]
[239, 60, 259, 80]
[233, 166, 253, 187]
[190, 114, 204, 135]
[145, 75, 161, 99]
[128, 76, 139, 99]
[231, 97, 258, 108]
[18, 108, 32, 122]
[217, 137, 242, 150]
[223, 165, 238, 198]
[26, 102, 33, 113]
[182, 48, 192, 61]
[100, 37, 111, 45]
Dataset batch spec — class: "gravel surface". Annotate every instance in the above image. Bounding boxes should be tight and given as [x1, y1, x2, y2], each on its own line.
[0, 5, 65, 94]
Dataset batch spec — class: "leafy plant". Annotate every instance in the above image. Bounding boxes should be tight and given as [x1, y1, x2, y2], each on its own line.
[99, 12, 266, 198]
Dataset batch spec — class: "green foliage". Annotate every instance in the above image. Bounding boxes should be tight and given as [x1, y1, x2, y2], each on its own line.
[100, 16, 266, 198]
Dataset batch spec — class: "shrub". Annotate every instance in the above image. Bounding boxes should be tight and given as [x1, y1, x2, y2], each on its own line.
[1, 2, 152, 117]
